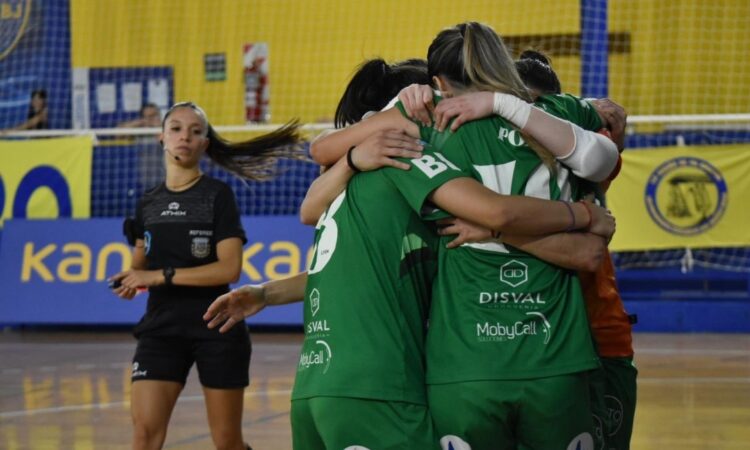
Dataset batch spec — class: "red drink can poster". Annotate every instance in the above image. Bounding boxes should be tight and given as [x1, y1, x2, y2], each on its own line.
[243, 43, 269, 123]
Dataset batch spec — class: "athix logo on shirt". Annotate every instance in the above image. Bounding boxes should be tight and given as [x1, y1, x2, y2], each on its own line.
[476, 311, 552, 344]
[161, 201, 187, 216]
[411, 152, 459, 178]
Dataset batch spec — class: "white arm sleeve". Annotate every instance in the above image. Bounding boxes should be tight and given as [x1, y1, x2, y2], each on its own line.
[492, 92, 532, 128]
[558, 125, 619, 182]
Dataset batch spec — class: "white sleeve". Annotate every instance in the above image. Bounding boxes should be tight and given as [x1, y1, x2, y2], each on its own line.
[557, 125, 619, 182]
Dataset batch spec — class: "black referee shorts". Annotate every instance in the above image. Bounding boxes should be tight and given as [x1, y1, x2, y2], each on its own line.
[131, 334, 251, 389]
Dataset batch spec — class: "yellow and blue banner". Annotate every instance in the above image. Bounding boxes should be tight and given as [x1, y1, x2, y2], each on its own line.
[0, 216, 312, 325]
[608, 144, 750, 251]
[0, 136, 93, 224]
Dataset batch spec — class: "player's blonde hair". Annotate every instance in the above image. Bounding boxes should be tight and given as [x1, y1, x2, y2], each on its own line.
[428, 22, 555, 169]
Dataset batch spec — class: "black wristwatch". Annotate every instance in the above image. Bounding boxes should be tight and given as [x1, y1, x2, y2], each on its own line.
[162, 266, 175, 286]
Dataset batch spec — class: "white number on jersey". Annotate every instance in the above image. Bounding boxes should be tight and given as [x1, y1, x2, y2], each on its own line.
[468, 161, 569, 253]
[308, 191, 346, 274]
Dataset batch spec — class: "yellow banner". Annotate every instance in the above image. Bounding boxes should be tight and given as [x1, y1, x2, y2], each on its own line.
[608, 144, 750, 251]
[0, 136, 93, 223]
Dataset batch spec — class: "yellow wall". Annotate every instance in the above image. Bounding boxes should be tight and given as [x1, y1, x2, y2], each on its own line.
[71, 0, 749, 125]
[610, 0, 750, 116]
[70, 0, 580, 125]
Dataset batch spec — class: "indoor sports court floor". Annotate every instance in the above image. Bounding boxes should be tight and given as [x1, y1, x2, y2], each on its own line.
[1, 330, 748, 449]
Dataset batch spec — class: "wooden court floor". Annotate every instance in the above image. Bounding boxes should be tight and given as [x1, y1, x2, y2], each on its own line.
[1, 331, 748, 449]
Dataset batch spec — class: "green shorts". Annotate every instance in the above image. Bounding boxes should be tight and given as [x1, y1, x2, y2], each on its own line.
[428, 373, 594, 450]
[290, 396, 436, 450]
[589, 357, 638, 450]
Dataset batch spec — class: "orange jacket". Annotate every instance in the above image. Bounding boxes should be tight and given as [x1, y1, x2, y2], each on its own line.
[579, 152, 634, 357]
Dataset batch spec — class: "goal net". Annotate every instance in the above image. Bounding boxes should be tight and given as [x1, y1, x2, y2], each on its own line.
[1, 0, 749, 271]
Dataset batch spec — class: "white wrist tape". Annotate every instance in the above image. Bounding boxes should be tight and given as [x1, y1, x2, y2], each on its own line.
[492, 92, 532, 128]
[559, 125, 619, 182]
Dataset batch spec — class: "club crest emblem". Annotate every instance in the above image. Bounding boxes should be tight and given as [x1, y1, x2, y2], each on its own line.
[191, 237, 210, 258]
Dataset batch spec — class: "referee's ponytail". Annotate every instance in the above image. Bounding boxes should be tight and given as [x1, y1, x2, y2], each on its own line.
[163, 102, 309, 181]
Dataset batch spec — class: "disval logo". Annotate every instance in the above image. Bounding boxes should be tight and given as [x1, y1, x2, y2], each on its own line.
[309, 288, 320, 316]
[645, 157, 727, 235]
[306, 289, 330, 336]
[499, 260, 528, 287]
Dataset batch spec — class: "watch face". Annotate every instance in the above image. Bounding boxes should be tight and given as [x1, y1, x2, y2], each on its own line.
[164, 267, 175, 284]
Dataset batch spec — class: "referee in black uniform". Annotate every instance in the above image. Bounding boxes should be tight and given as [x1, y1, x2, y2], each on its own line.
[110, 102, 305, 450]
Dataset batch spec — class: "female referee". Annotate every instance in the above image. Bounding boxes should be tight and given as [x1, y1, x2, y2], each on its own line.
[109, 101, 305, 450]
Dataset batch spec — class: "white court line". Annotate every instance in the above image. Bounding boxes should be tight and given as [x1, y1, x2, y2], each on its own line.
[636, 348, 750, 357]
[0, 343, 136, 350]
[3, 343, 744, 419]
[2, 376, 749, 419]
[0, 389, 292, 419]
[638, 376, 750, 384]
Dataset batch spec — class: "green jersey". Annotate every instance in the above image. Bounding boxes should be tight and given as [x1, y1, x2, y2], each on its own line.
[409, 96, 603, 384]
[535, 93, 603, 133]
[291, 148, 468, 405]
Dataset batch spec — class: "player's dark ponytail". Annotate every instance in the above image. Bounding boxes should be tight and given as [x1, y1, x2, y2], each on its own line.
[334, 58, 429, 128]
[515, 50, 561, 95]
